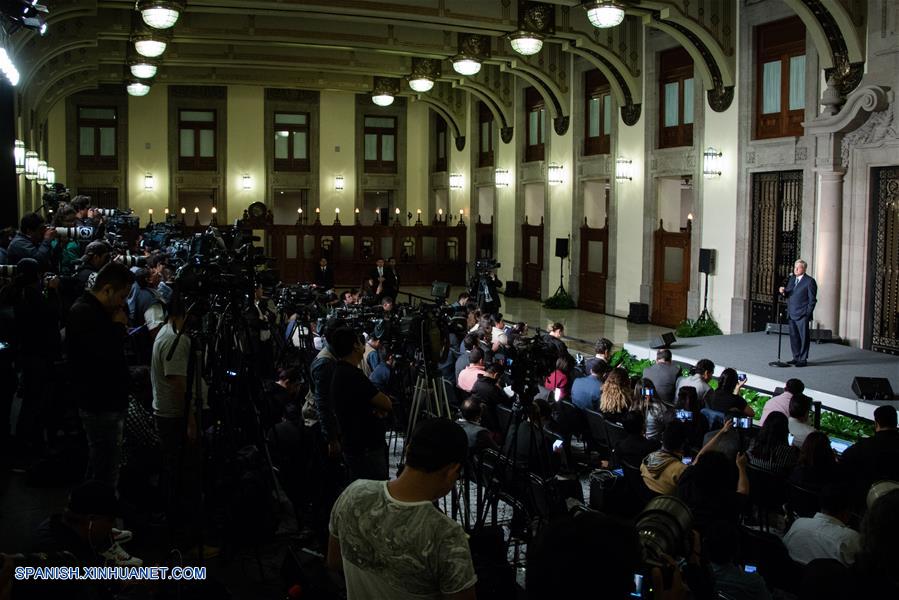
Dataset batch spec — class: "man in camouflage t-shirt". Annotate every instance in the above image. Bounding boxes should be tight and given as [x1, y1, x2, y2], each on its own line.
[328, 419, 477, 599]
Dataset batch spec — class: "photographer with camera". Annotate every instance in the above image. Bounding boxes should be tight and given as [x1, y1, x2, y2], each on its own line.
[50, 203, 84, 276]
[71, 195, 102, 228]
[74, 240, 112, 290]
[7, 213, 56, 270]
[329, 327, 392, 481]
[66, 262, 134, 487]
[471, 262, 502, 314]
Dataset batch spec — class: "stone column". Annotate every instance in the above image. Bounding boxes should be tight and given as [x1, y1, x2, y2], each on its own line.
[813, 168, 844, 332]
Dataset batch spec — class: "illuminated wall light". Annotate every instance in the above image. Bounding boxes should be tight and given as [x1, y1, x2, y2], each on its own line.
[615, 157, 633, 182]
[35, 161, 48, 185]
[334, 175, 345, 191]
[14, 140, 24, 174]
[0, 49, 20, 86]
[24, 151, 38, 180]
[494, 168, 512, 188]
[547, 163, 564, 185]
[144, 172, 155, 190]
[242, 174, 252, 190]
[703, 147, 723, 178]
[449, 173, 463, 190]
[46, 167, 55, 185]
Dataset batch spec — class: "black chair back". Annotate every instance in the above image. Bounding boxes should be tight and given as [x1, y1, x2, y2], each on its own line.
[786, 481, 820, 520]
[583, 409, 610, 456]
[496, 404, 513, 436]
[738, 525, 802, 594]
[605, 419, 628, 451]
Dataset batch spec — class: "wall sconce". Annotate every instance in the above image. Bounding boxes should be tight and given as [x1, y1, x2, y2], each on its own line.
[13, 140, 24, 174]
[24, 150, 38, 180]
[144, 173, 155, 190]
[449, 173, 463, 190]
[458, 208, 465, 225]
[242, 174, 252, 190]
[615, 157, 632, 182]
[547, 163, 564, 185]
[36, 160, 48, 185]
[46, 167, 55, 185]
[180, 207, 187, 223]
[703, 147, 723, 178]
[494, 168, 511, 187]
[148, 208, 154, 224]
[334, 175, 345, 191]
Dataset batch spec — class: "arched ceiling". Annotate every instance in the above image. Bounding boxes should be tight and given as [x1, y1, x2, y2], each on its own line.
[12, 0, 865, 130]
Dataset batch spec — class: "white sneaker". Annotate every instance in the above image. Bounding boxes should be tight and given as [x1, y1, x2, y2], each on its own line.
[101, 542, 143, 567]
[112, 528, 133, 544]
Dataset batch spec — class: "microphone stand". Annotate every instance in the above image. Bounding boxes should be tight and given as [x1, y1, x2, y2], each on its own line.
[769, 289, 789, 367]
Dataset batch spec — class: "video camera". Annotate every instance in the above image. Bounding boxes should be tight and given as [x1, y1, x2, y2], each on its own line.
[474, 258, 500, 275]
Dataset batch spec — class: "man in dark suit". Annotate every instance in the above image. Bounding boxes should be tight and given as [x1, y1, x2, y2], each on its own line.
[368, 257, 396, 301]
[779, 259, 818, 367]
[313, 257, 334, 290]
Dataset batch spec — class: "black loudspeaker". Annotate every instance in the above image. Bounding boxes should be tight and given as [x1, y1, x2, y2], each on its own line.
[699, 248, 716, 274]
[851, 377, 895, 400]
[650, 332, 677, 349]
[504, 281, 520, 297]
[628, 302, 649, 324]
[555, 238, 569, 259]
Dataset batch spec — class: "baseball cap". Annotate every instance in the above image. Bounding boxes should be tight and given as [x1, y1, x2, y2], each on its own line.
[84, 240, 111, 257]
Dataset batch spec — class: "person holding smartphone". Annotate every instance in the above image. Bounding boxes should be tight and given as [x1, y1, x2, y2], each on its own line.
[707, 368, 755, 418]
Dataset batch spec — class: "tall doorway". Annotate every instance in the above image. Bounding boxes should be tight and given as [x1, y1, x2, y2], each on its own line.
[870, 166, 899, 354]
[651, 177, 693, 327]
[363, 190, 394, 225]
[521, 183, 545, 300]
[578, 180, 609, 312]
[748, 171, 802, 332]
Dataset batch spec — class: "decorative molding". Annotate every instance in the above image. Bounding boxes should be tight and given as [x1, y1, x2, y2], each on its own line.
[746, 138, 798, 168]
[840, 102, 898, 167]
[650, 148, 696, 175]
[552, 115, 569, 135]
[170, 85, 227, 99]
[805, 85, 891, 135]
[265, 88, 319, 102]
[620, 103, 641, 126]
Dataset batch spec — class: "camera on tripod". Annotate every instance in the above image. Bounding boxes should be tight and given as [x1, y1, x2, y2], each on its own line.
[475, 258, 500, 274]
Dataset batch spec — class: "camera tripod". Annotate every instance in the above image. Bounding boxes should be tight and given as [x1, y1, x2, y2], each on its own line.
[404, 365, 453, 448]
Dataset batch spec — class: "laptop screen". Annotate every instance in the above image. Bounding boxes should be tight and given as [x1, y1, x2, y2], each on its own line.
[830, 438, 851, 455]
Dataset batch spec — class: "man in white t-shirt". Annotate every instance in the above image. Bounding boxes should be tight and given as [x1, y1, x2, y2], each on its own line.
[328, 418, 477, 599]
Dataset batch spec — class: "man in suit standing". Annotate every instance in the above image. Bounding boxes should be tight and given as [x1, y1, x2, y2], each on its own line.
[779, 259, 818, 367]
[314, 257, 334, 291]
[368, 257, 396, 301]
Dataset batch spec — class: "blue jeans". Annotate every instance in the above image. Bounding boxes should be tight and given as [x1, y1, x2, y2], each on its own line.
[79, 409, 126, 488]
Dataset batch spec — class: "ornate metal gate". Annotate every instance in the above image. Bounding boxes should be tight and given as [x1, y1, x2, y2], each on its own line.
[871, 167, 899, 354]
[749, 171, 802, 332]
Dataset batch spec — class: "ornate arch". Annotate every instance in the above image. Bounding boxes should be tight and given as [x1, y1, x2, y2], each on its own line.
[409, 94, 466, 152]
[448, 79, 514, 143]
[498, 60, 569, 135]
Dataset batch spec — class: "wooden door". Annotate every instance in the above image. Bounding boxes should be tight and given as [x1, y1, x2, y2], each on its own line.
[652, 220, 691, 327]
[268, 226, 302, 283]
[521, 217, 544, 300]
[475, 216, 494, 259]
[578, 216, 608, 312]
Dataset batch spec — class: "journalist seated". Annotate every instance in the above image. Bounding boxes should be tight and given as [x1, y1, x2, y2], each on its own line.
[570, 360, 608, 411]
[641, 420, 689, 496]
[456, 398, 499, 453]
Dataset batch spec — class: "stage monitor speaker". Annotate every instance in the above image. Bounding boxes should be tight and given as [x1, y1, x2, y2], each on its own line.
[628, 302, 649, 324]
[504, 281, 520, 297]
[555, 238, 569, 259]
[650, 332, 677, 349]
[699, 248, 716, 274]
[851, 377, 895, 400]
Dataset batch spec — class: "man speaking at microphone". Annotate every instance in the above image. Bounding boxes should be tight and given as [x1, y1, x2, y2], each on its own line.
[779, 259, 818, 367]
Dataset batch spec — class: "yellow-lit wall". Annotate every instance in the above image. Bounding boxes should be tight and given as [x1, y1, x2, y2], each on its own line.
[406, 101, 429, 218]
[319, 91, 356, 216]
[614, 100, 647, 316]
[47, 101, 67, 187]
[128, 85, 169, 220]
[226, 86, 266, 221]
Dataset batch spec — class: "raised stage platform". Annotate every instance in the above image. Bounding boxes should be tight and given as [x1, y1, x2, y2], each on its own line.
[624, 332, 898, 420]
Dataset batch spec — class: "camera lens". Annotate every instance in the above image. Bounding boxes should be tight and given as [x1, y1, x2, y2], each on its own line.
[635, 496, 693, 565]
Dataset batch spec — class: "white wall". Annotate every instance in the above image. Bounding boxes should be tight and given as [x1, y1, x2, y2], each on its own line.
[406, 100, 429, 218]
[226, 86, 266, 221]
[614, 106, 647, 316]
[128, 85, 169, 220]
[701, 99, 739, 332]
